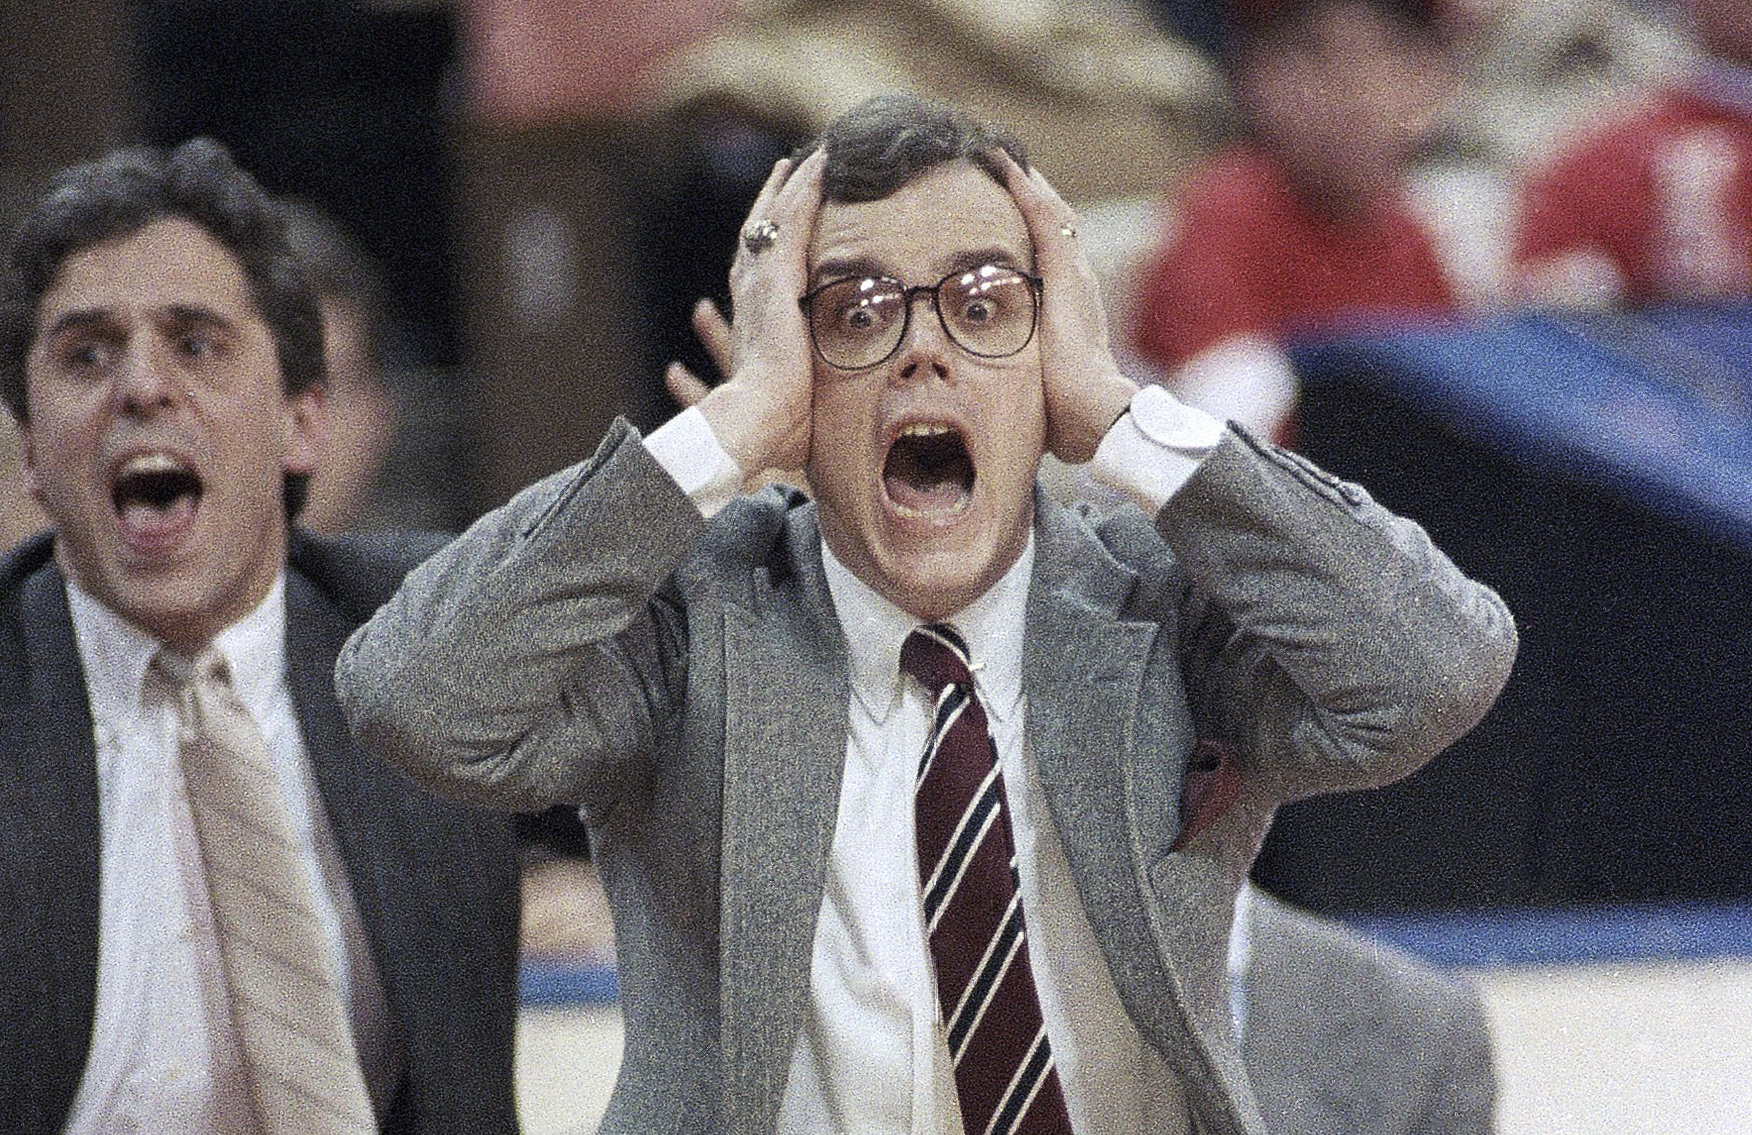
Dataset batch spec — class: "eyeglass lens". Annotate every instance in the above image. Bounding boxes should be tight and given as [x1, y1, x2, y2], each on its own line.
[806, 264, 1038, 370]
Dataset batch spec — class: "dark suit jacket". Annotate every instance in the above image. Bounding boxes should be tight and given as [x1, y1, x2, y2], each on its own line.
[0, 529, 522, 1135]
[340, 420, 1517, 1135]
[1241, 890, 1497, 1135]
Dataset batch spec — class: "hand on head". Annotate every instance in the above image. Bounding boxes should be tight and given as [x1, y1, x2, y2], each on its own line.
[662, 297, 731, 412]
[995, 153, 1138, 465]
[674, 148, 1138, 474]
[689, 149, 826, 479]
[663, 96, 1149, 621]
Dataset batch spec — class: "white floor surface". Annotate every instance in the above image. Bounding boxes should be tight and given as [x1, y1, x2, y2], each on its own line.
[514, 956, 1752, 1134]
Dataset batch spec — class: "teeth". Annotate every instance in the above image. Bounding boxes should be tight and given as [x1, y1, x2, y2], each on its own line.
[891, 497, 971, 520]
[898, 422, 954, 439]
[120, 452, 190, 477]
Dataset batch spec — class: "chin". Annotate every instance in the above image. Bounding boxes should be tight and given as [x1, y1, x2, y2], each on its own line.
[878, 547, 1009, 622]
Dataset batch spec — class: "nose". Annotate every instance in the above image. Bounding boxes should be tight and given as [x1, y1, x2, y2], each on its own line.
[895, 291, 953, 383]
[114, 339, 177, 416]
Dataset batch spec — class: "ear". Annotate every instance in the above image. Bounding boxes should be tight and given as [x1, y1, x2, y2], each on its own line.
[282, 382, 329, 477]
[14, 416, 44, 504]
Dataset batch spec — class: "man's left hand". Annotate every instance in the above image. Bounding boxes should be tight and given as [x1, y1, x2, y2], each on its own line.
[1000, 154, 1139, 464]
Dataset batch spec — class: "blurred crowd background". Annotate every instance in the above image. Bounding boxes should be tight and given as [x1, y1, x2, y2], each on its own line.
[3, 0, 1750, 926]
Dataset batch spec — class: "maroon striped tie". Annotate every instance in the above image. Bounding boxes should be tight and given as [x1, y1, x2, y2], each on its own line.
[903, 624, 1075, 1135]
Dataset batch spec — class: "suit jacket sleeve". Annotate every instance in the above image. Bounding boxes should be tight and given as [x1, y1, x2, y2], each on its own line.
[1149, 426, 1516, 805]
[335, 418, 704, 813]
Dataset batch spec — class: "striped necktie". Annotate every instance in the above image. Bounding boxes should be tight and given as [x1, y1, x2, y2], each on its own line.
[902, 624, 1075, 1135]
[151, 647, 377, 1135]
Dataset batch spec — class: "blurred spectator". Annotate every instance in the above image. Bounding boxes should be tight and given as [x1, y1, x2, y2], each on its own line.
[283, 195, 617, 955]
[1232, 885, 1499, 1135]
[284, 193, 616, 960]
[1513, 0, 1752, 308]
[1397, 0, 1690, 316]
[1441, 0, 1692, 167]
[282, 197, 475, 535]
[280, 199, 400, 535]
[1131, 0, 1463, 444]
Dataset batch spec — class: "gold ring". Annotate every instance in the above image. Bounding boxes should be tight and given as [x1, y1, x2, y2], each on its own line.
[742, 219, 780, 254]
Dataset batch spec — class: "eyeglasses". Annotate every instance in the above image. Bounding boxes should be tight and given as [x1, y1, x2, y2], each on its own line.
[799, 264, 1043, 371]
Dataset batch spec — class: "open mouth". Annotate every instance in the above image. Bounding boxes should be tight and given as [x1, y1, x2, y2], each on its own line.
[111, 452, 203, 552]
[883, 423, 974, 518]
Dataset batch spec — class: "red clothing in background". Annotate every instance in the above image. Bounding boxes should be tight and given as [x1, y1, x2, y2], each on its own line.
[1133, 145, 1458, 372]
[1514, 80, 1752, 305]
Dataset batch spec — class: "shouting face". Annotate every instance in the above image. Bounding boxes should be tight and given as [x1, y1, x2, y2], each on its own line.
[20, 216, 324, 650]
[804, 159, 1046, 621]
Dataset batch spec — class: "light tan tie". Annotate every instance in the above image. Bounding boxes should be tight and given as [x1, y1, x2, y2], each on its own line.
[152, 647, 377, 1135]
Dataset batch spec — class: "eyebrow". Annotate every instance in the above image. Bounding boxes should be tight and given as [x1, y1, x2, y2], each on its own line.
[39, 309, 118, 343]
[942, 245, 1033, 278]
[809, 256, 886, 289]
[40, 302, 240, 342]
[809, 244, 1032, 289]
[159, 303, 240, 335]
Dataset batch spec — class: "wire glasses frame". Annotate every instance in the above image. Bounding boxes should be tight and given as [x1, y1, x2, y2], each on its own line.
[798, 263, 1044, 371]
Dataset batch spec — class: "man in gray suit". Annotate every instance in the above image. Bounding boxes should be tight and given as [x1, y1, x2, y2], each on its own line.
[339, 95, 1515, 1135]
[0, 139, 520, 1133]
[1231, 886, 1498, 1135]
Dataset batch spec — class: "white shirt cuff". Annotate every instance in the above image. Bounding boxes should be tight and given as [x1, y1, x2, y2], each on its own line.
[1087, 383, 1225, 515]
[642, 406, 744, 518]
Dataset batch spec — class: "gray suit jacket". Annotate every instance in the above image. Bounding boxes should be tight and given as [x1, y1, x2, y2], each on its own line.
[1240, 891, 1497, 1135]
[0, 529, 523, 1135]
[338, 419, 1516, 1135]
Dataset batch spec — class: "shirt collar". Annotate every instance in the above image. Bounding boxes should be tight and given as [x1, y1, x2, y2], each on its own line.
[65, 571, 289, 721]
[820, 533, 1034, 726]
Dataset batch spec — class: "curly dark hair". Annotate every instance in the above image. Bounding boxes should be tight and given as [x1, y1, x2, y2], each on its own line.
[797, 93, 1031, 205]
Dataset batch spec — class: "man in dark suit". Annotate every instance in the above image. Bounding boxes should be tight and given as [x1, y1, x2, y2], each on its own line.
[339, 95, 1515, 1135]
[1232, 886, 1498, 1135]
[0, 139, 520, 1134]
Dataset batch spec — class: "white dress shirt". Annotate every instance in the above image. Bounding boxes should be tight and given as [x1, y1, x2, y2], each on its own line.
[61, 574, 398, 1135]
[645, 385, 1224, 1134]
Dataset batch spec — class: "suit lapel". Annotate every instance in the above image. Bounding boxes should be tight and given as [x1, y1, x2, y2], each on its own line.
[283, 540, 520, 1132]
[1022, 499, 1186, 1034]
[1023, 497, 1262, 1135]
[2, 557, 102, 1124]
[717, 505, 851, 1135]
[282, 568, 397, 981]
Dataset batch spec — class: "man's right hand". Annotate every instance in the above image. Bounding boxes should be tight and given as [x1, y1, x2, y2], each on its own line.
[663, 297, 732, 411]
[693, 149, 826, 480]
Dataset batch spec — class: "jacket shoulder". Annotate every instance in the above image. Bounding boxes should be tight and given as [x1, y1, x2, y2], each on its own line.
[673, 483, 814, 598]
[287, 527, 452, 623]
[0, 530, 57, 597]
[0, 531, 60, 648]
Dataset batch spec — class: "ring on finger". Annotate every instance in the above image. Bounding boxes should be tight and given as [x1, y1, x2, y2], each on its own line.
[1058, 222, 1078, 240]
[743, 219, 781, 254]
